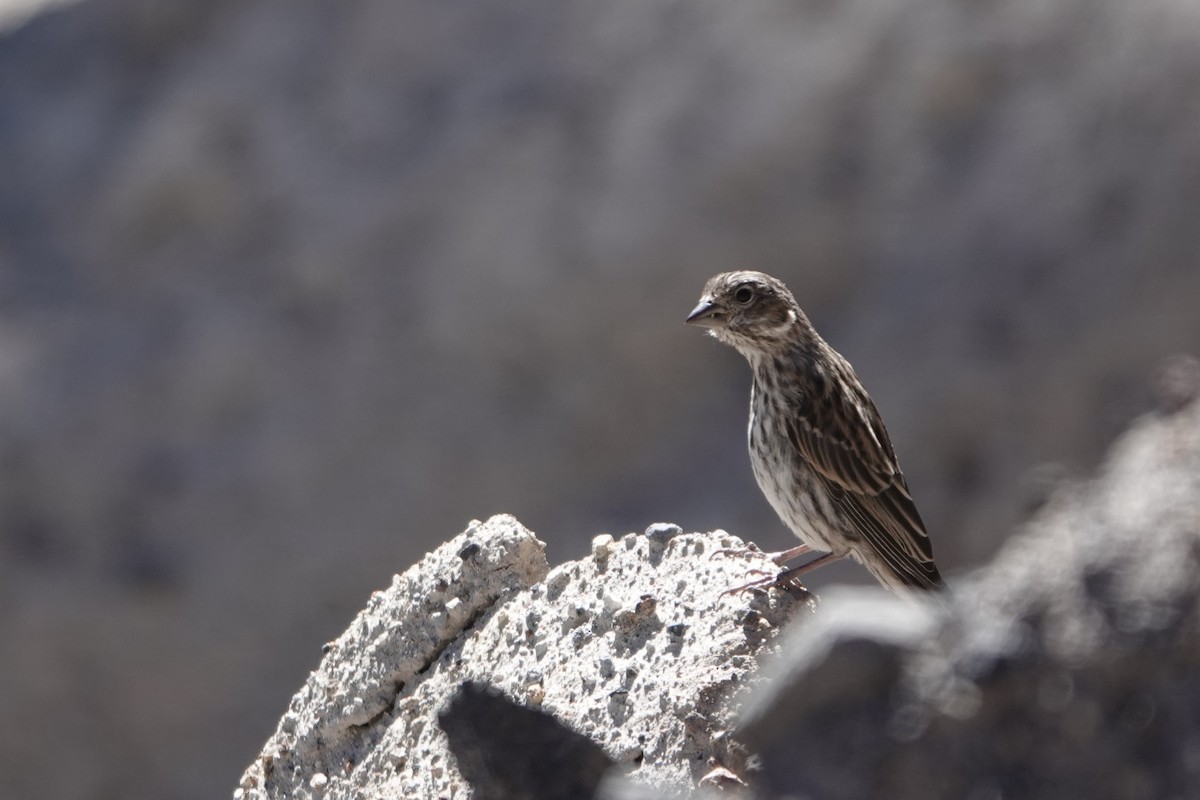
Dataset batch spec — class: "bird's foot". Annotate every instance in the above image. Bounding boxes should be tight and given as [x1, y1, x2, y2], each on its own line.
[719, 569, 777, 596]
[719, 569, 811, 597]
[710, 544, 763, 561]
[721, 550, 844, 598]
[711, 542, 813, 564]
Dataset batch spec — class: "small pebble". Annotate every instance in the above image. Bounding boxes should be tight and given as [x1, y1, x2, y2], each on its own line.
[700, 766, 747, 789]
[591, 534, 615, 560]
[645, 522, 683, 541]
[309, 772, 329, 791]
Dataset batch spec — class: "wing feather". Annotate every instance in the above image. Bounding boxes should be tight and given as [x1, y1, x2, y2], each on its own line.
[826, 481, 943, 591]
[781, 350, 941, 590]
[784, 358, 899, 495]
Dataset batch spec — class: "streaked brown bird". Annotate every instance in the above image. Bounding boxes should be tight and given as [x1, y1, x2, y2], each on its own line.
[687, 271, 944, 594]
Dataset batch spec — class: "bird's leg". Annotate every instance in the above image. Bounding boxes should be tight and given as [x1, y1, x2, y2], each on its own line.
[774, 551, 844, 583]
[721, 551, 843, 596]
[711, 542, 812, 562]
[770, 543, 813, 565]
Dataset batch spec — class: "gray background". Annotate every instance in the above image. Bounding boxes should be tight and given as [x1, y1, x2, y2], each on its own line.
[1, 0, 1199, 798]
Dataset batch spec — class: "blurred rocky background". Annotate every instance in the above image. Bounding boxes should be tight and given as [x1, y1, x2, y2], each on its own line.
[1, 0, 1198, 798]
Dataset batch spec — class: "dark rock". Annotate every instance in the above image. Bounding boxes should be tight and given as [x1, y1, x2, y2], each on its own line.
[439, 681, 614, 800]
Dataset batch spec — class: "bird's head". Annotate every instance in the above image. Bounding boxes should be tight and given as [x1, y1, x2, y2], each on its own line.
[686, 271, 806, 356]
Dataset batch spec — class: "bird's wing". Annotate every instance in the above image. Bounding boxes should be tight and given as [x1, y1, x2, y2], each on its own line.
[783, 356, 939, 581]
[828, 481, 941, 588]
[784, 369, 901, 496]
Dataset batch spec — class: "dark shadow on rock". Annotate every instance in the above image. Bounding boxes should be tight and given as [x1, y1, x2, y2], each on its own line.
[440, 681, 614, 800]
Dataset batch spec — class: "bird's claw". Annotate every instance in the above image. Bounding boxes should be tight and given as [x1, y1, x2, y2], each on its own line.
[720, 568, 813, 598]
[710, 545, 763, 561]
[719, 569, 778, 596]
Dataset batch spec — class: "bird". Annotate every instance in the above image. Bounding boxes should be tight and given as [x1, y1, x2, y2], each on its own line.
[686, 270, 944, 594]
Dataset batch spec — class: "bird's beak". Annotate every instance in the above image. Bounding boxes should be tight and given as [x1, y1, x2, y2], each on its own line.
[685, 298, 725, 328]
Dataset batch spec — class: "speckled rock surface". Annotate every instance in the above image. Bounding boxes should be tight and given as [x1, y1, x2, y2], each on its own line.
[237, 514, 550, 799]
[236, 516, 812, 799]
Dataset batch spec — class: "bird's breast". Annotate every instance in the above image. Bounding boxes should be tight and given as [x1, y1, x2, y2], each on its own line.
[747, 378, 839, 552]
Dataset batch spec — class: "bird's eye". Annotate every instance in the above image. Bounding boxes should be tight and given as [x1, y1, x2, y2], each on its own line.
[734, 286, 754, 304]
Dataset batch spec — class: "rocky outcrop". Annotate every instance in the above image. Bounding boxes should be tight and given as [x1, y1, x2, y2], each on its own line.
[236, 391, 1200, 798]
[236, 517, 811, 799]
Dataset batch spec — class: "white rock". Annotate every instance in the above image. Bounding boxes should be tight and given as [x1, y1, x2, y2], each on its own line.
[235, 515, 811, 798]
